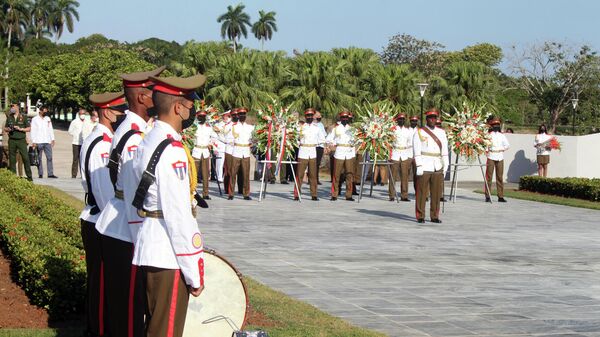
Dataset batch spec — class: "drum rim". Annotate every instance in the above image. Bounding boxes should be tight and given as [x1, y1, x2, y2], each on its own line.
[205, 248, 249, 331]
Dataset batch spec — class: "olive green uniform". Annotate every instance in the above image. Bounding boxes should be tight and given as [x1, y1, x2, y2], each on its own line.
[5, 114, 32, 180]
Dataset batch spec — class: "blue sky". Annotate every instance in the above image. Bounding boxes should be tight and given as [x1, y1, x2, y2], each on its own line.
[61, 0, 596, 56]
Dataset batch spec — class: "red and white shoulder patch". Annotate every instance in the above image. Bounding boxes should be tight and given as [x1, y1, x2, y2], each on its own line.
[171, 160, 187, 180]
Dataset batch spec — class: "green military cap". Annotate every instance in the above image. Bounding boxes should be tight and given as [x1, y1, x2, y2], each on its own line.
[120, 66, 167, 88]
[150, 74, 207, 100]
[89, 91, 128, 112]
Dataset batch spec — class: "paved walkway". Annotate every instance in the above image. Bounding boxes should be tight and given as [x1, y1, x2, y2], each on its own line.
[38, 175, 600, 337]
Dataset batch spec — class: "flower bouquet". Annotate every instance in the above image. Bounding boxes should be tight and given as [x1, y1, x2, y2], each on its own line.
[254, 99, 299, 162]
[549, 137, 562, 151]
[353, 102, 396, 161]
[443, 102, 492, 162]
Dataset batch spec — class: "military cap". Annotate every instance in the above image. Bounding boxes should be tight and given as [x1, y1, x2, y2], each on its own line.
[339, 111, 351, 118]
[150, 74, 206, 100]
[425, 110, 439, 118]
[304, 108, 316, 116]
[230, 108, 239, 116]
[237, 107, 248, 114]
[221, 110, 232, 116]
[394, 113, 406, 121]
[489, 117, 501, 125]
[89, 91, 128, 112]
[120, 66, 166, 88]
[410, 115, 419, 121]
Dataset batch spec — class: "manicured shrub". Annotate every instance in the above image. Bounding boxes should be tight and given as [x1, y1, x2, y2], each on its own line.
[519, 176, 600, 201]
[0, 169, 86, 319]
[0, 169, 83, 249]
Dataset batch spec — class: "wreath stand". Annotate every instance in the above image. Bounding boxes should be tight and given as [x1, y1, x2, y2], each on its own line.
[258, 149, 301, 202]
[357, 153, 399, 203]
[448, 155, 492, 203]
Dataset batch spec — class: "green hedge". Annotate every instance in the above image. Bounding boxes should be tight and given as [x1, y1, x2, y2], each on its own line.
[0, 169, 86, 319]
[519, 176, 600, 202]
[0, 170, 83, 249]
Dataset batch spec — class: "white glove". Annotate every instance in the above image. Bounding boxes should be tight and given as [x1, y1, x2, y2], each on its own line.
[416, 166, 424, 176]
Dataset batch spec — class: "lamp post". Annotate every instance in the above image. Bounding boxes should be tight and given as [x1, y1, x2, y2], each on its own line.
[417, 83, 428, 126]
[571, 98, 579, 135]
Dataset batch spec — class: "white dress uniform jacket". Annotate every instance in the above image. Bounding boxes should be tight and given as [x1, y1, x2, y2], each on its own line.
[222, 121, 235, 155]
[95, 110, 147, 243]
[535, 133, 553, 155]
[298, 123, 326, 160]
[231, 122, 254, 159]
[79, 124, 113, 224]
[391, 126, 413, 161]
[487, 131, 510, 161]
[413, 126, 449, 175]
[316, 122, 327, 148]
[131, 121, 204, 289]
[192, 123, 218, 160]
[326, 124, 356, 160]
[30, 115, 55, 144]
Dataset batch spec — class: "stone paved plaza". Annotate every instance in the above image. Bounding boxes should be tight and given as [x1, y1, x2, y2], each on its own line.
[39, 177, 600, 337]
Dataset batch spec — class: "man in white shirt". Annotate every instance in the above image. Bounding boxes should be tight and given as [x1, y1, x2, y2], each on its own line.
[79, 92, 122, 337]
[130, 74, 205, 337]
[326, 111, 356, 201]
[213, 111, 230, 183]
[485, 118, 510, 203]
[295, 108, 325, 201]
[413, 110, 449, 223]
[389, 113, 413, 201]
[314, 111, 327, 185]
[192, 110, 218, 199]
[229, 107, 254, 200]
[68, 108, 89, 178]
[30, 106, 57, 178]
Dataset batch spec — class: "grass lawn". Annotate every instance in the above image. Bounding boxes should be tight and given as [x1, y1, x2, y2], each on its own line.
[0, 186, 387, 337]
[474, 189, 600, 211]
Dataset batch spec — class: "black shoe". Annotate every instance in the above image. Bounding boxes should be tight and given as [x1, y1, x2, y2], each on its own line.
[294, 197, 300, 201]
[48, 175, 58, 178]
[380, 183, 385, 186]
[498, 197, 507, 203]
[431, 219, 442, 223]
[317, 181, 322, 185]
[281, 181, 289, 185]
[203, 195, 211, 200]
[417, 219, 425, 223]
[312, 196, 319, 201]
[389, 197, 395, 201]
[401, 198, 410, 202]
[330, 197, 337, 201]
[39, 175, 43, 178]
[346, 197, 355, 201]
[269, 180, 275, 184]
[243, 196, 252, 200]
[485, 197, 491, 203]
[440, 197, 447, 202]
[352, 191, 359, 196]
[227, 196, 234, 200]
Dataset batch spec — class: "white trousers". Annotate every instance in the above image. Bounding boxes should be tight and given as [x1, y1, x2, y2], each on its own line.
[215, 150, 225, 182]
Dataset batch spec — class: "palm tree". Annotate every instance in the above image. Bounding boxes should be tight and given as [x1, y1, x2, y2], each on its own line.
[30, 0, 54, 39]
[251, 10, 277, 50]
[217, 3, 251, 53]
[2, 0, 32, 108]
[50, 0, 79, 43]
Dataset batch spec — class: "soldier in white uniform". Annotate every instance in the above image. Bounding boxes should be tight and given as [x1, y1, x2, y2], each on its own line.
[212, 111, 230, 184]
[222, 109, 243, 195]
[94, 66, 165, 336]
[130, 74, 206, 337]
[295, 108, 325, 201]
[79, 92, 126, 337]
[389, 113, 413, 202]
[326, 111, 356, 201]
[485, 118, 510, 203]
[229, 107, 254, 200]
[192, 110, 218, 199]
[413, 110, 449, 223]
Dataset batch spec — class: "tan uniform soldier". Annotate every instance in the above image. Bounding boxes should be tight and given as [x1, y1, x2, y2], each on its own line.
[413, 110, 449, 223]
[295, 108, 325, 201]
[192, 110, 218, 199]
[229, 107, 254, 200]
[326, 111, 356, 201]
[389, 113, 413, 201]
[485, 118, 509, 203]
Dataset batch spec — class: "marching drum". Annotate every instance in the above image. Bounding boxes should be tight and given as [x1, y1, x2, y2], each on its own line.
[183, 249, 249, 337]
